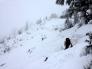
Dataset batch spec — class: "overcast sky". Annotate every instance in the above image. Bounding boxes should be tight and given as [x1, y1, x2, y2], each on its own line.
[0, 0, 66, 37]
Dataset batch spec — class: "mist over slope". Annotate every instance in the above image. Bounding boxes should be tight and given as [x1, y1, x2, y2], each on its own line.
[0, 16, 92, 69]
[0, 0, 92, 69]
[0, 0, 68, 37]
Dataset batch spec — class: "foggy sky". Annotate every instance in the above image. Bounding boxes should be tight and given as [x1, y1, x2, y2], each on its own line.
[0, 0, 64, 37]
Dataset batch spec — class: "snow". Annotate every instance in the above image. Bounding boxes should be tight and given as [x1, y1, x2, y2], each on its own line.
[0, 0, 68, 37]
[0, 16, 92, 69]
[0, 0, 92, 69]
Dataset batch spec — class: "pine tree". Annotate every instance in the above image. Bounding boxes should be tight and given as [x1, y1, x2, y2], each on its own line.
[56, 0, 92, 26]
[65, 17, 73, 29]
[56, 0, 64, 5]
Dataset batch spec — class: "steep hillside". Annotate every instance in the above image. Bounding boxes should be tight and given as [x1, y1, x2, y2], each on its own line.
[0, 17, 92, 69]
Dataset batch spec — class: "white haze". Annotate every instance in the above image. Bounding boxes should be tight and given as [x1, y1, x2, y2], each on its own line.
[0, 0, 67, 37]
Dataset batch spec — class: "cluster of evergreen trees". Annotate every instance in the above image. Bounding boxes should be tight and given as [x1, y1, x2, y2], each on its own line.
[56, 0, 92, 28]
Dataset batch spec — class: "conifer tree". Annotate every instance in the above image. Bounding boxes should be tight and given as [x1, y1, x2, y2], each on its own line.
[56, 0, 92, 25]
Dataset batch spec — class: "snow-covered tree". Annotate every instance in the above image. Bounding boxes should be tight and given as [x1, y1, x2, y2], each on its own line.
[56, 0, 64, 5]
[65, 17, 73, 29]
[56, 0, 92, 26]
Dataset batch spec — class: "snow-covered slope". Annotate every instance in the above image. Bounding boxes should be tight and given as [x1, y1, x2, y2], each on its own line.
[0, 17, 92, 69]
[0, 0, 68, 37]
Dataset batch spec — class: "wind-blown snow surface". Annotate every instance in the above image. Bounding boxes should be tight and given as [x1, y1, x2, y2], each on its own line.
[0, 18, 92, 69]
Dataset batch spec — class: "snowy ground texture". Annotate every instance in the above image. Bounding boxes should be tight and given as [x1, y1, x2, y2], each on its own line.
[0, 17, 92, 69]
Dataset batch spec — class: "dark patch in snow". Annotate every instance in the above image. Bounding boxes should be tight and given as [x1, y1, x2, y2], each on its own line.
[86, 32, 92, 44]
[0, 40, 4, 44]
[44, 57, 48, 62]
[85, 45, 92, 55]
[41, 37, 46, 41]
[41, 35, 47, 41]
[64, 38, 73, 49]
[0, 63, 6, 67]
[28, 49, 32, 54]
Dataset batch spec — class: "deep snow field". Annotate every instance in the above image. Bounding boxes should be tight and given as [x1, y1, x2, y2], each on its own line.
[0, 17, 92, 69]
[0, 0, 92, 69]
